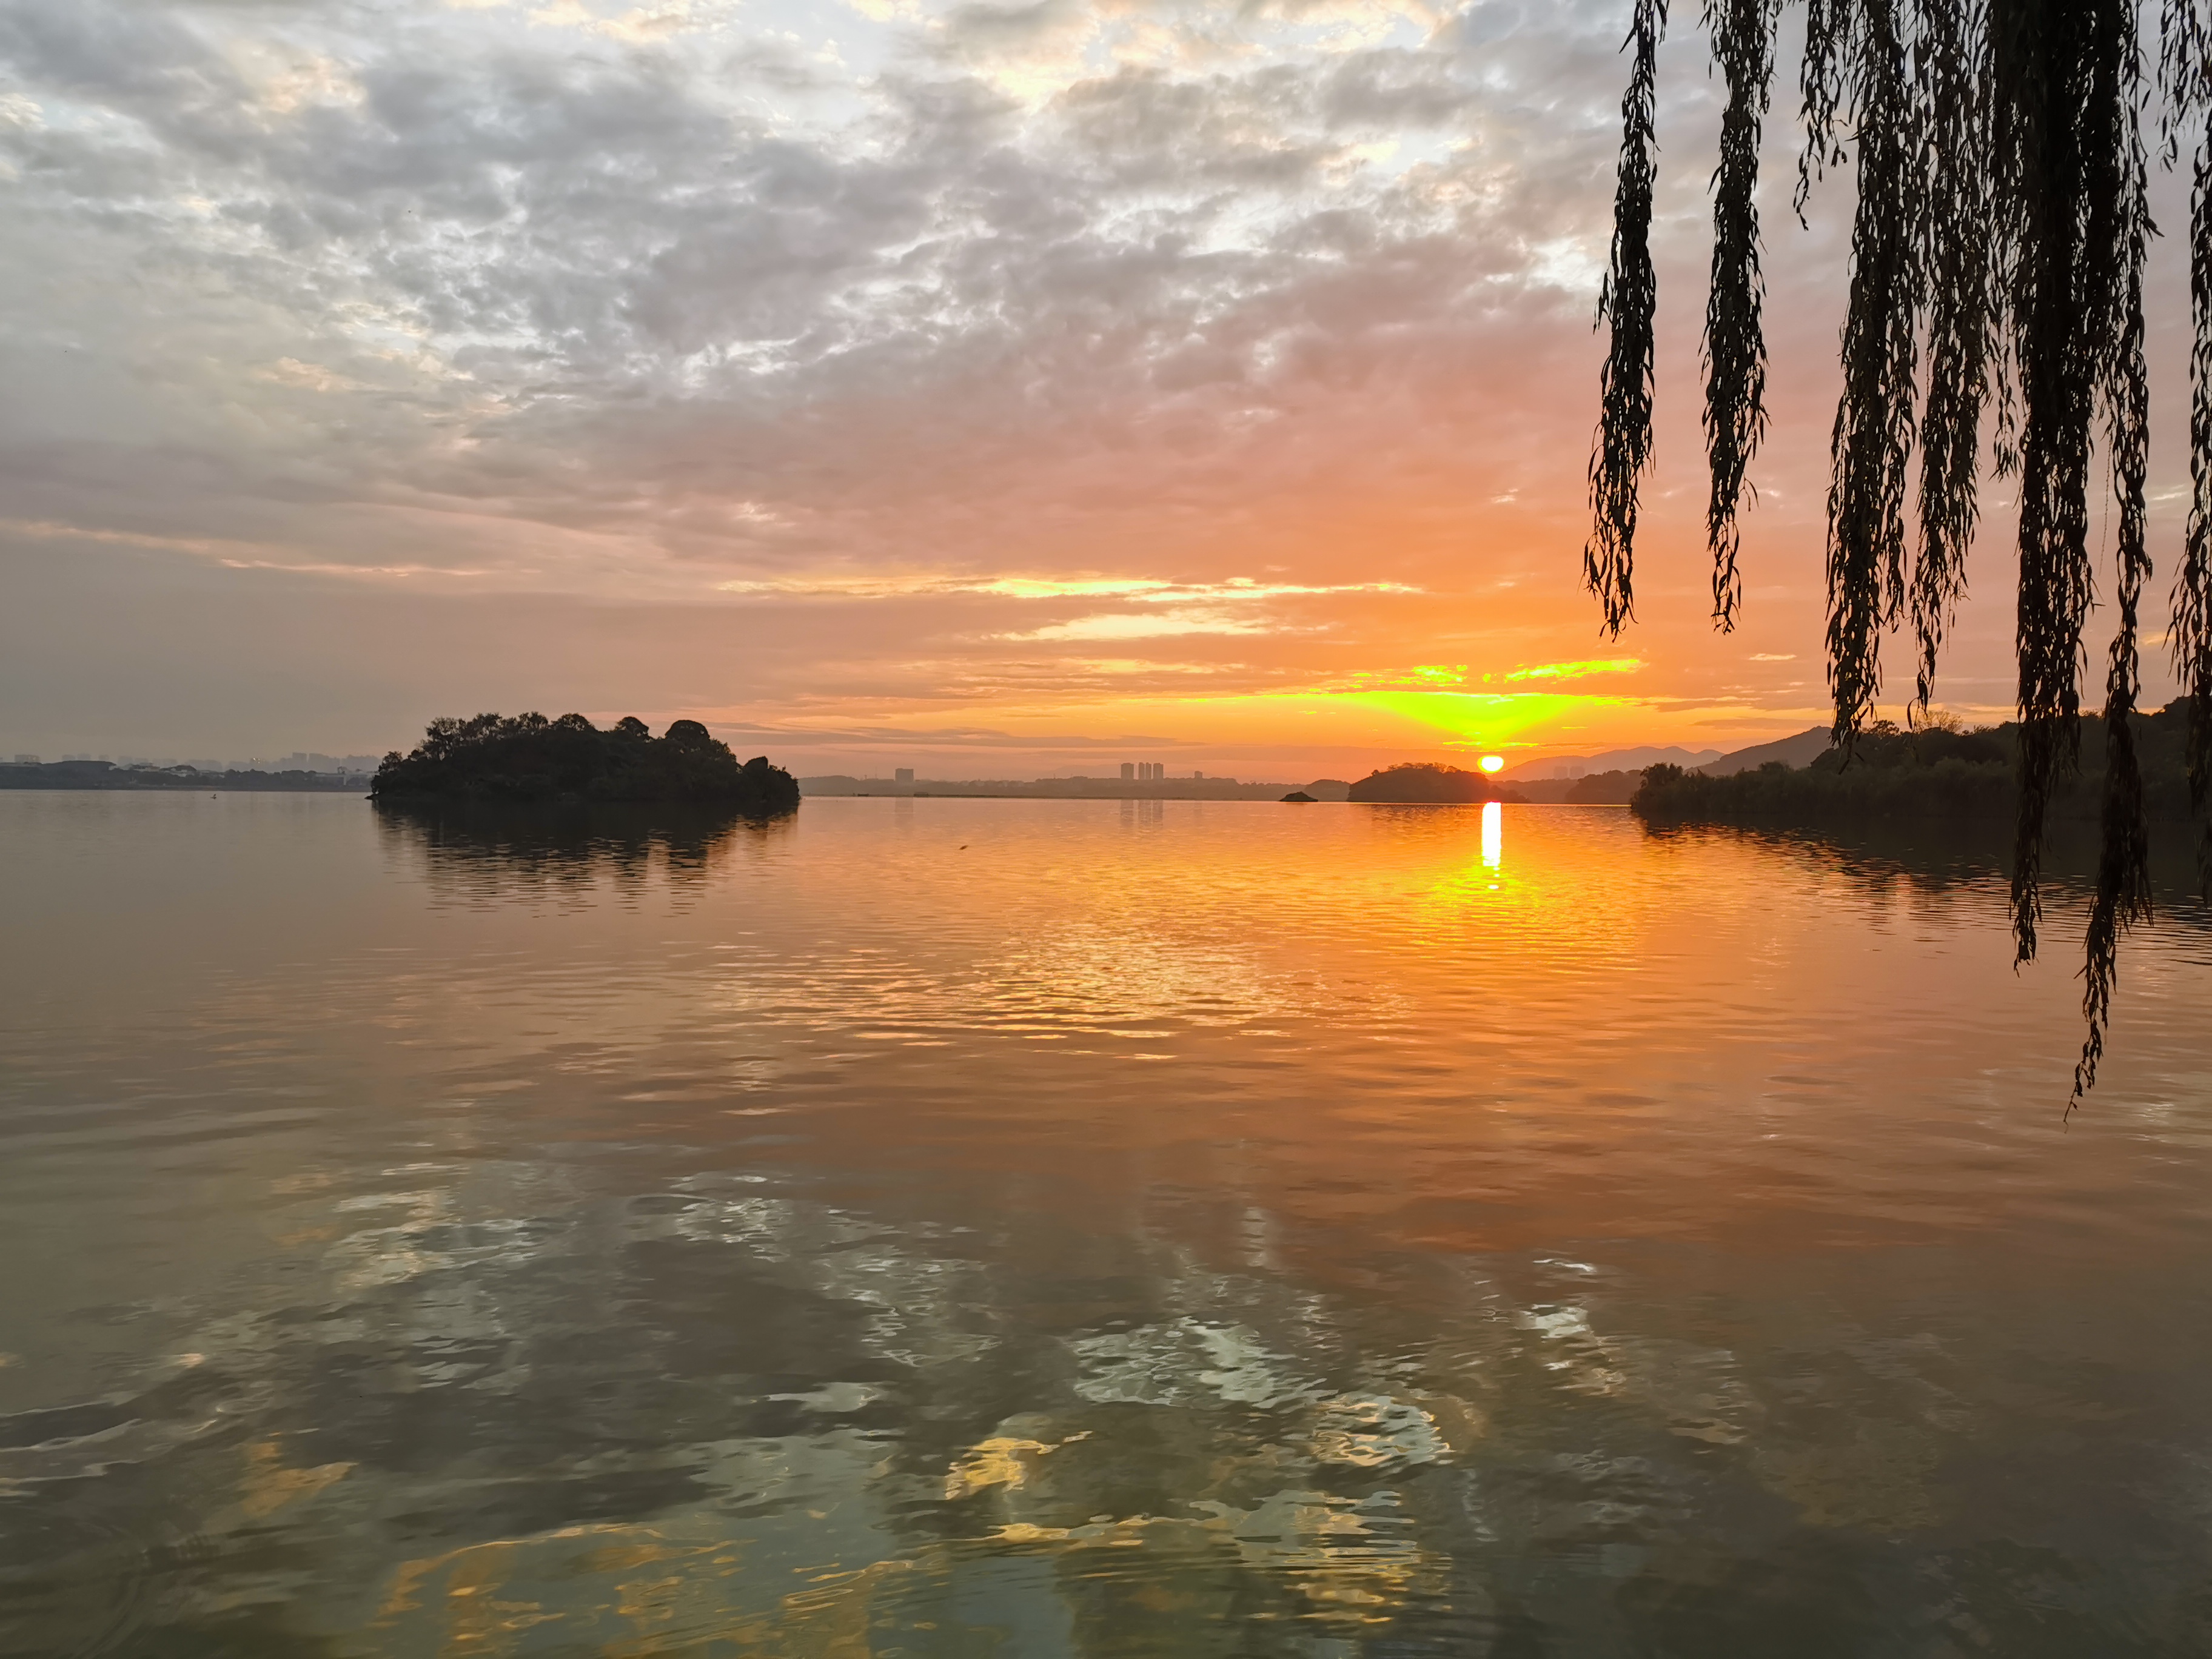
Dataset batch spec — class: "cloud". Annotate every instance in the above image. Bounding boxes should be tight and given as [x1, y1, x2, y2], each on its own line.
[1005, 609, 1275, 640]
[1503, 657, 1643, 682]
[4, 0, 2120, 762]
[0, 0, 1629, 579]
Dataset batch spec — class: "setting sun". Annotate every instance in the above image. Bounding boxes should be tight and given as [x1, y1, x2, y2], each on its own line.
[1480, 754, 1505, 773]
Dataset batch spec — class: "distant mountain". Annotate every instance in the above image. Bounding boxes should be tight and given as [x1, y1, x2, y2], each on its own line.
[1697, 727, 1833, 775]
[1506, 726, 1837, 784]
[1502, 745, 1723, 781]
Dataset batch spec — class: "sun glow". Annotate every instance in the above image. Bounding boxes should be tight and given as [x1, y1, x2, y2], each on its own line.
[1478, 754, 1504, 773]
[1346, 689, 1634, 752]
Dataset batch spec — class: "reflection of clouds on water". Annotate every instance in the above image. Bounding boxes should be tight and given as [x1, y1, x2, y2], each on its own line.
[0, 1145, 2071, 1655]
[1200, 1487, 1452, 1623]
[18, 801, 2212, 1652]
[705, 922, 1410, 1051]
[1070, 1318, 1312, 1409]
[655, 1178, 1000, 1372]
[0, 1071, 2011, 1659]
[989, 926, 1287, 1033]
[1305, 1393, 1456, 1470]
[1515, 1304, 1761, 1447]
[979, 922, 1417, 1044]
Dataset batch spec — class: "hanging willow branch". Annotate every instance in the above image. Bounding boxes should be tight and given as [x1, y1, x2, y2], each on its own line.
[2168, 0, 2212, 903]
[2072, 0, 2155, 1107]
[1911, 0, 1992, 716]
[1585, 0, 2212, 1099]
[1586, 0, 1668, 637]
[1701, 0, 1775, 629]
[2184, 144, 2212, 898]
[1825, 0, 1920, 750]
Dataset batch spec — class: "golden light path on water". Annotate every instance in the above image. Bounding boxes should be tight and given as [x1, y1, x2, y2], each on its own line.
[3, 793, 2212, 1654]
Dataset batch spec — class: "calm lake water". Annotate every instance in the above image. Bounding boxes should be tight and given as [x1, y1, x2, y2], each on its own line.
[4, 792, 2211, 1657]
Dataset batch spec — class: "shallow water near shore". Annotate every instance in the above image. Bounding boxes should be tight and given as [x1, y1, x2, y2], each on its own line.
[4, 791, 2212, 1656]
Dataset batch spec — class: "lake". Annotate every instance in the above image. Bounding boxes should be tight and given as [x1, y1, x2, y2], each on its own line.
[3, 791, 2210, 1656]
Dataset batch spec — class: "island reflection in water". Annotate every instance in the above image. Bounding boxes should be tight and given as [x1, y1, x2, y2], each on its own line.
[3, 793, 2212, 1655]
[374, 800, 791, 908]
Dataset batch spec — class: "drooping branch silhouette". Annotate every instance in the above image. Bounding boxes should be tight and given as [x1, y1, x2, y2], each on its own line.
[1586, 0, 1669, 637]
[1701, 0, 1776, 629]
[1587, 0, 2204, 1102]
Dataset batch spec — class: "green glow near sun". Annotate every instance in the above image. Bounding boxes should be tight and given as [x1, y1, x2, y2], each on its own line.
[1346, 689, 1627, 750]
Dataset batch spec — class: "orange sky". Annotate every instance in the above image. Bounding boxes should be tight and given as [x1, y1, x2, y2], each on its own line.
[0, 0, 2196, 774]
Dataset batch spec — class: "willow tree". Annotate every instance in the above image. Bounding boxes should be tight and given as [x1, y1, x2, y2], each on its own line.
[1587, 0, 2212, 1101]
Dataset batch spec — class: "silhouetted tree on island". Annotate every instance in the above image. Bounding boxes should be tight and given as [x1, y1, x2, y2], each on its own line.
[1586, 0, 2212, 1096]
[370, 712, 800, 813]
[1347, 763, 1523, 804]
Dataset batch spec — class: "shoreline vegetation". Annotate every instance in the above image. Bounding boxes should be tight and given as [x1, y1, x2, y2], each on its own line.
[1632, 703, 2200, 828]
[370, 714, 800, 813]
[0, 760, 366, 792]
[29, 708, 2193, 827]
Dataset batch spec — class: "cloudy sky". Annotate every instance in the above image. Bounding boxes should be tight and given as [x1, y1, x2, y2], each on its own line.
[1, 0, 2197, 775]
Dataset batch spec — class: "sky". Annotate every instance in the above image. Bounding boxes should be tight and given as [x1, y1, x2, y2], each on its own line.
[0, 0, 2200, 777]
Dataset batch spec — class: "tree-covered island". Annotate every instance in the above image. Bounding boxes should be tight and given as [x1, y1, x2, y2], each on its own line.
[1347, 762, 1524, 804]
[370, 713, 800, 813]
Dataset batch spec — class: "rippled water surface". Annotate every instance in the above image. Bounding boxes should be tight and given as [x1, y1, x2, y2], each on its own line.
[5, 791, 2212, 1656]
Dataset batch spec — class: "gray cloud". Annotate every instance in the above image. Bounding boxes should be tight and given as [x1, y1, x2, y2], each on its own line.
[8, 0, 2148, 759]
[0, 0, 1640, 568]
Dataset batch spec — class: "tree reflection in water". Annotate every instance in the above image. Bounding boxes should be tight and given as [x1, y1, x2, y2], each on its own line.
[1640, 816, 2212, 927]
[374, 802, 791, 910]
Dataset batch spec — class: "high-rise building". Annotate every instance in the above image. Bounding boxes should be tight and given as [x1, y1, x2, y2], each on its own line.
[1120, 762, 1136, 782]
[894, 768, 914, 784]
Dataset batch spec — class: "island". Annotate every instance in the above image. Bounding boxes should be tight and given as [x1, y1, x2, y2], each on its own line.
[370, 713, 801, 813]
[1348, 762, 1524, 804]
